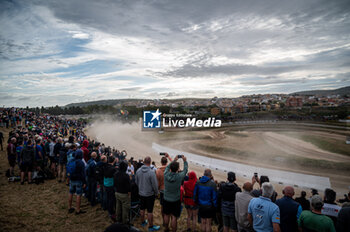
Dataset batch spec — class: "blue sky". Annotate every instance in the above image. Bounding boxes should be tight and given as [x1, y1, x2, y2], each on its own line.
[0, 0, 350, 107]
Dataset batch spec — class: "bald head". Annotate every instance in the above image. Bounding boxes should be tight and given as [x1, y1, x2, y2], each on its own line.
[243, 182, 253, 192]
[91, 152, 97, 159]
[283, 186, 295, 197]
[101, 155, 107, 163]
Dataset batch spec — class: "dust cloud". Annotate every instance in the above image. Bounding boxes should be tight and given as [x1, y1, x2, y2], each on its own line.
[84, 116, 159, 160]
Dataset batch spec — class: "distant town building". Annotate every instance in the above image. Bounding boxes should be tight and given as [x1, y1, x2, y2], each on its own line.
[286, 97, 303, 108]
[210, 107, 221, 116]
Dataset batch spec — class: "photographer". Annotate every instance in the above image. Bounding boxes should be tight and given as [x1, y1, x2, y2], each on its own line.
[251, 175, 277, 202]
[163, 155, 188, 232]
[156, 153, 173, 224]
[338, 192, 350, 204]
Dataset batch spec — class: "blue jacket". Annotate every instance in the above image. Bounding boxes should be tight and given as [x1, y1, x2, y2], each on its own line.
[70, 150, 86, 184]
[193, 176, 217, 207]
[276, 196, 302, 232]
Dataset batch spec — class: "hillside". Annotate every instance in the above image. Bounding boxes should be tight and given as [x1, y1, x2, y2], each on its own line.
[292, 86, 350, 96]
[65, 99, 143, 108]
[63, 86, 350, 108]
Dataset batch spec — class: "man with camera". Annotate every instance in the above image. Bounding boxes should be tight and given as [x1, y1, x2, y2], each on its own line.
[156, 153, 173, 225]
[163, 154, 188, 232]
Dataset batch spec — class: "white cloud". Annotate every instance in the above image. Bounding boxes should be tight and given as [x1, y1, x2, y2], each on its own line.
[0, 0, 349, 107]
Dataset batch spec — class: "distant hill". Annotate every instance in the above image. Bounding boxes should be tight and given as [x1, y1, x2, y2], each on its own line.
[64, 99, 143, 108]
[64, 86, 350, 108]
[64, 98, 209, 108]
[292, 86, 350, 96]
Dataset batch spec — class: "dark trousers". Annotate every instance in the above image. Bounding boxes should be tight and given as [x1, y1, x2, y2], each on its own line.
[105, 186, 116, 216]
[87, 178, 97, 206]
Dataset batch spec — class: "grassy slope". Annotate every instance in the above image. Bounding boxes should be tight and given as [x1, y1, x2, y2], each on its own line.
[277, 131, 350, 157]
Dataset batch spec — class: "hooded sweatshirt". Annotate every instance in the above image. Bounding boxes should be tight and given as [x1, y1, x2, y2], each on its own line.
[114, 161, 131, 194]
[81, 140, 90, 162]
[193, 176, 217, 207]
[184, 171, 197, 206]
[164, 161, 188, 202]
[135, 165, 158, 197]
[70, 149, 86, 184]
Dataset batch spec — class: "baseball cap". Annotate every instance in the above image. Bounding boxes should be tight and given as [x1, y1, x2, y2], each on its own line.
[311, 195, 323, 208]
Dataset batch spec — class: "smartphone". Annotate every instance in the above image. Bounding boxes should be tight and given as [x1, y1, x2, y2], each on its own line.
[254, 172, 258, 179]
[159, 152, 166, 156]
[177, 155, 182, 158]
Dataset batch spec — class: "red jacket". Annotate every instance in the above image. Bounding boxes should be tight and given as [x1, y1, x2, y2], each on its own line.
[184, 171, 197, 206]
[81, 140, 90, 162]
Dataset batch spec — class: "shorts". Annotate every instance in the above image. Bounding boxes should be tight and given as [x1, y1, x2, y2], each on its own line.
[222, 215, 237, 230]
[20, 162, 33, 172]
[8, 156, 16, 167]
[140, 195, 155, 213]
[185, 204, 199, 210]
[159, 192, 164, 206]
[163, 199, 181, 218]
[199, 205, 215, 219]
[69, 180, 83, 196]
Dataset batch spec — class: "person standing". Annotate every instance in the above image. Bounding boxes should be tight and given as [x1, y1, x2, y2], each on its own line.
[194, 169, 217, 232]
[275, 186, 302, 232]
[135, 156, 160, 231]
[104, 156, 117, 221]
[0, 131, 4, 151]
[20, 139, 35, 184]
[7, 137, 17, 176]
[184, 171, 198, 232]
[235, 182, 254, 232]
[114, 161, 131, 224]
[336, 203, 350, 232]
[248, 183, 280, 232]
[163, 155, 188, 232]
[298, 195, 335, 232]
[295, 191, 310, 211]
[67, 149, 86, 215]
[86, 152, 98, 206]
[218, 172, 241, 232]
[155, 153, 172, 224]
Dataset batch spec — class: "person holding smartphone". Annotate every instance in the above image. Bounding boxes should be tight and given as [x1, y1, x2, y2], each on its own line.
[163, 155, 188, 232]
[156, 153, 173, 224]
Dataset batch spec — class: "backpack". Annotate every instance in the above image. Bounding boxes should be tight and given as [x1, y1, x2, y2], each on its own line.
[67, 150, 75, 163]
[22, 146, 34, 163]
[66, 160, 77, 178]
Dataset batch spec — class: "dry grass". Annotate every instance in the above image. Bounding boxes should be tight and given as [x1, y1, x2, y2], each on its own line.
[0, 128, 212, 232]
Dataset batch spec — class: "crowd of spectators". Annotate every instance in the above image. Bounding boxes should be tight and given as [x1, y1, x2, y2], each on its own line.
[1, 107, 350, 232]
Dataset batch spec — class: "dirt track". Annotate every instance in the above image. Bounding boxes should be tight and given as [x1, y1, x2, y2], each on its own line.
[85, 121, 350, 194]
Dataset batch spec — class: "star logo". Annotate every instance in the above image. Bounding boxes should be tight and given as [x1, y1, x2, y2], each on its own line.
[143, 109, 162, 128]
[150, 109, 161, 121]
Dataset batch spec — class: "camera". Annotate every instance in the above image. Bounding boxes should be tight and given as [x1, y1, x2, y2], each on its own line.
[254, 172, 258, 179]
[177, 155, 182, 158]
[159, 152, 166, 156]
